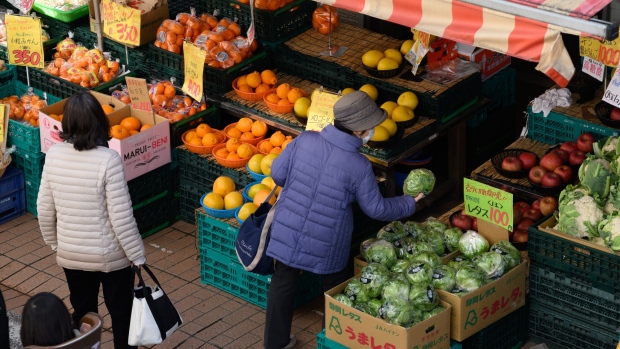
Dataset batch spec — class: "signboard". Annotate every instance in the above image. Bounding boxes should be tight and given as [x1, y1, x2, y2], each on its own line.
[305, 90, 340, 132]
[5, 15, 44, 68]
[125, 77, 152, 112]
[603, 67, 620, 108]
[463, 178, 514, 231]
[182, 41, 206, 101]
[579, 36, 620, 67]
[102, 0, 141, 46]
[582, 56, 604, 81]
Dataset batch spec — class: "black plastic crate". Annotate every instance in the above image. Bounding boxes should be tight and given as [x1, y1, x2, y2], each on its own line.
[37, 11, 89, 39]
[127, 164, 171, 205]
[460, 301, 528, 349]
[179, 178, 209, 224]
[132, 190, 171, 238]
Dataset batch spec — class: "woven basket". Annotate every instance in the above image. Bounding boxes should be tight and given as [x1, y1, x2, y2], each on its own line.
[0, 154, 12, 178]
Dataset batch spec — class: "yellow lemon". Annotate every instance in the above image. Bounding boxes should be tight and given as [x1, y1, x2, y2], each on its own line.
[237, 202, 258, 221]
[260, 154, 279, 176]
[224, 191, 244, 210]
[392, 105, 415, 122]
[293, 97, 311, 118]
[371, 126, 390, 141]
[383, 49, 402, 65]
[213, 176, 235, 197]
[248, 183, 270, 199]
[400, 40, 414, 56]
[397, 91, 418, 110]
[377, 57, 399, 71]
[359, 84, 378, 101]
[378, 118, 397, 137]
[361, 50, 384, 68]
[380, 101, 398, 118]
[203, 192, 224, 210]
[248, 154, 265, 174]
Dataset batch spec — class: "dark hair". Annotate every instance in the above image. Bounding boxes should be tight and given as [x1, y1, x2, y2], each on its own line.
[21, 292, 74, 346]
[60, 91, 111, 151]
[333, 120, 353, 134]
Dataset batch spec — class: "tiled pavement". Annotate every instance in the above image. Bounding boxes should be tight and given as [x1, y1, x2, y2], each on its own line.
[0, 213, 325, 349]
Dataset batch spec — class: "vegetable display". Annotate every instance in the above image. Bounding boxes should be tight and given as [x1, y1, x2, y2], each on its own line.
[458, 230, 489, 259]
[403, 169, 436, 197]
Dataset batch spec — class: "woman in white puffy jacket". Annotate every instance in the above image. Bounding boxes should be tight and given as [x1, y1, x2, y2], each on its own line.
[37, 91, 146, 349]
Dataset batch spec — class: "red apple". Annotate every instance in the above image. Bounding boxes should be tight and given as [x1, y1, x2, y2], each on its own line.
[501, 156, 523, 171]
[539, 196, 558, 216]
[577, 133, 595, 153]
[560, 141, 577, 154]
[539, 153, 563, 171]
[531, 200, 541, 210]
[541, 172, 563, 187]
[523, 208, 543, 222]
[513, 207, 523, 226]
[517, 218, 534, 231]
[550, 149, 569, 164]
[451, 214, 473, 230]
[553, 165, 573, 184]
[529, 166, 548, 185]
[514, 202, 530, 213]
[518, 152, 538, 171]
[513, 229, 529, 243]
[569, 151, 587, 166]
[611, 108, 620, 121]
[472, 217, 478, 231]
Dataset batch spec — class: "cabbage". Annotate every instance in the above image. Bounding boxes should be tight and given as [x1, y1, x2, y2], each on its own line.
[344, 278, 372, 304]
[418, 230, 446, 255]
[473, 252, 505, 279]
[409, 284, 439, 311]
[598, 213, 620, 251]
[431, 265, 456, 291]
[379, 298, 420, 327]
[404, 242, 435, 258]
[366, 298, 383, 316]
[490, 240, 521, 271]
[403, 169, 436, 197]
[354, 302, 378, 317]
[360, 263, 391, 298]
[382, 275, 411, 302]
[455, 266, 486, 292]
[404, 262, 433, 285]
[447, 256, 474, 270]
[458, 230, 490, 259]
[423, 306, 445, 320]
[365, 240, 398, 268]
[425, 219, 448, 234]
[377, 221, 407, 242]
[412, 252, 442, 268]
[443, 228, 463, 252]
[360, 238, 376, 260]
[390, 259, 411, 274]
[578, 155, 614, 200]
[404, 221, 426, 238]
[333, 293, 354, 307]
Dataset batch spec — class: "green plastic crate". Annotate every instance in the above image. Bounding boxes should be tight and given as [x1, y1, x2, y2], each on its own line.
[10, 147, 45, 181]
[127, 164, 171, 205]
[36, 11, 89, 38]
[460, 301, 528, 349]
[7, 119, 41, 153]
[528, 223, 620, 295]
[24, 174, 40, 217]
[197, 208, 241, 260]
[32, 3, 88, 23]
[171, 106, 221, 147]
[526, 105, 619, 145]
[132, 190, 171, 238]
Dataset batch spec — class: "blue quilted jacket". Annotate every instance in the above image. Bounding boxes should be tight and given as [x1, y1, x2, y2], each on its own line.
[266, 125, 416, 274]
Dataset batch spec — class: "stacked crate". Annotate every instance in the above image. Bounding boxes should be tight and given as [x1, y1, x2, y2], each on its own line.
[0, 166, 26, 224]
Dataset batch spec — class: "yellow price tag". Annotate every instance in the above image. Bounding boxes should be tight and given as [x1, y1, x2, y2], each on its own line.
[463, 178, 514, 231]
[305, 90, 341, 132]
[5, 15, 44, 68]
[580, 36, 620, 67]
[182, 41, 207, 102]
[102, 0, 141, 46]
[0, 104, 5, 143]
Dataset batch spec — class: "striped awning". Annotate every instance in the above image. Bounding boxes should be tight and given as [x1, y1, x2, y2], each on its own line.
[506, 0, 609, 19]
[321, 0, 612, 87]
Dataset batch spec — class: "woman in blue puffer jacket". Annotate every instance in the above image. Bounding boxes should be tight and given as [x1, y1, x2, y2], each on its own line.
[264, 91, 425, 349]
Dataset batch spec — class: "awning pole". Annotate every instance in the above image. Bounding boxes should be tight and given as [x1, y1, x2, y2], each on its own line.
[93, 0, 104, 51]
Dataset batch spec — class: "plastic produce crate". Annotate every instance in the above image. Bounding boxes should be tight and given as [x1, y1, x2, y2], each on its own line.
[14, 80, 62, 104]
[528, 223, 620, 295]
[177, 146, 253, 189]
[127, 164, 171, 205]
[32, 3, 88, 23]
[529, 303, 619, 349]
[37, 11, 89, 38]
[200, 246, 322, 309]
[198, 210, 239, 260]
[0, 64, 17, 88]
[0, 166, 24, 196]
[179, 178, 209, 224]
[10, 147, 45, 181]
[526, 105, 619, 145]
[460, 301, 528, 349]
[170, 106, 221, 147]
[7, 119, 41, 153]
[132, 190, 171, 238]
[481, 67, 516, 114]
[0, 185, 26, 225]
[24, 174, 40, 217]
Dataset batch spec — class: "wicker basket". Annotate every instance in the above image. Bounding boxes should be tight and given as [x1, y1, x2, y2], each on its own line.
[0, 154, 11, 178]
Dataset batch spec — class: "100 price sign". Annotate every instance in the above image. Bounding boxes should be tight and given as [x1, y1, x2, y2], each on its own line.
[463, 178, 514, 231]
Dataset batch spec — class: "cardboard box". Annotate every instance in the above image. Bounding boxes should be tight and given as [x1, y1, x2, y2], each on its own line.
[88, 0, 169, 47]
[457, 43, 511, 81]
[39, 93, 171, 181]
[325, 278, 452, 349]
[353, 250, 461, 275]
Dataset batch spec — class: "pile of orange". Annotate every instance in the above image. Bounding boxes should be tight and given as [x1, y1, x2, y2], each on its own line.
[224, 117, 268, 142]
[244, 0, 293, 11]
[258, 131, 293, 155]
[184, 123, 225, 147]
[44, 45, 121, 88]
[214, 139, 256, 160]
[2, 93, 48, 127]
[234, 70, 277, 97]
[110, 116, 152, 140]
[263, 83, 307, 113]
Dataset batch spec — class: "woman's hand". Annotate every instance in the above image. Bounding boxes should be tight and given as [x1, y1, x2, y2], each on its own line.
[414, 193, 426, 202]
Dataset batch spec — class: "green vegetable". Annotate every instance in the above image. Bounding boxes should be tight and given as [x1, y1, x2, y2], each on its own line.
[404, 242, 435, 258]
[423, 306, 444, 320]
[455, 266, 486, 292]
[412, 252, 442, 268]
[425, 219, 448, 234]
[418, 230, 446, 255]
[409, 284, 439, 311]
[598, 213, 620, 251]
[379, 298, 419, 327]
[447, 256, 473, 270]
[403, 168, 436, 197]
[593, 136, 619, 161]
[556, 187, 603, 238]
[360, 238, 376, 260]
[360, 263, 391, 298]
[390, 259, 411, 274]
[377, 221, 407, 242]
[473, 252, 505, 278]
[365, 240, 398, 268]
[432, 265, 456, 291]
[404, 262, 433, 285]
[333, 293, 354, 307]
[366, 298, 383, 316]
[354, 302, 378, 317]
[490, 240, 521, 271]
[382, 275, 411, 302]
[344, 278, 372, 304]
[443, 228, 463, 252]
[578, 155, 614, 200]
[458, 230, 490, 259]
[605, 185, 620, 214]
[404, 221, 426, 238]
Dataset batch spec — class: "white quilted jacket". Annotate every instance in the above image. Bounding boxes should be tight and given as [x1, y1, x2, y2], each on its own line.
[37, 142, 146, 272]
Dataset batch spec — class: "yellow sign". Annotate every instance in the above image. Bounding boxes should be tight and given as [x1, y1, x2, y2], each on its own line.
[463, 178, 514, 231]
[182, 41, 207, 102]
[580, 36, 620, 67]
[305, 90, 341, 132]
[0, 104, 5, 143]
[125, 77, 152, 112]
[5, 15, 44, 68]
[102, 0, 141, 46]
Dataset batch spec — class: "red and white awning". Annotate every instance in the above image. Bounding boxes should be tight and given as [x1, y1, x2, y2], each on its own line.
[506, 0, 609, 19]
[321, 0, 612, 87]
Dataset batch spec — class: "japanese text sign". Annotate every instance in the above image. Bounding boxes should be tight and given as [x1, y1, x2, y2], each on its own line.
[125, 77, 152, 112]
[603, 67, 620, 108]
[305, 90, 340, 132]
[582, 56, 604, 81]
[182, 41, 206, 102]
[5, 15, 44, 68]
[463, 178, 514, 231]
[579, 36, 620, 67]
[102, 0, 141, 46]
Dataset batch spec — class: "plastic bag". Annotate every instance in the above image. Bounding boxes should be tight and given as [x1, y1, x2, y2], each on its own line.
[312, 5, 339, 35]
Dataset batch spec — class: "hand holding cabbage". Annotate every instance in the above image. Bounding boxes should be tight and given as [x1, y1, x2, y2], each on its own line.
[404, 169, 436, 198]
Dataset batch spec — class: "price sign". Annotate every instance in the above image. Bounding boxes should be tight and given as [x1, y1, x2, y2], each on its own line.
[102, 0, 141, 46]
[182, 41, 206, 101]
[7, 0, 33, 14]
[582, 56, 605, 81]
[125, 77, 152, 112]
[5, 15, 44, 68]
[602, 67, 620, 108]
[463, 178, 514, 231]
[305, 90, 341, 132]
[0, 104, 5, 144]
[580, 36, 620, 67]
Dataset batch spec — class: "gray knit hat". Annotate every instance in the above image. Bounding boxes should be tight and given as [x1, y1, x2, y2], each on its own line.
[333, 91, 387, 132]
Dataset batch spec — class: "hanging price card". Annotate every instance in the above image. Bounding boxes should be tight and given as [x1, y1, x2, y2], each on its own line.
[579, 36, 620, 67]
[102, 0, 141, 46]
[463, 178, 514, 231]
[5, 15, 44, 68]
[305, 90, 341, 132]
[603, 67, 620, 108]
[125, 77, 152, 112]
[182, 41, 206, 101]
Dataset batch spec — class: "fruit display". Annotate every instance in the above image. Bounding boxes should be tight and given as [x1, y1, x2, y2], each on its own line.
[202, 176, 245, 217]
[256, 131, 293, 155]
[34, 0, 88, 11]
[232, 70, 278, 100]
[250, 0, 293, 10]
[183, 123, 226, 154]
[223, 118, 268, 145]
[2, 92, 48, 127]
[110, 116, 153, 140]
[361, 47, 404, 78]
[312, 4, 339, 35]
[263, 83, 307, 114]
[244, 176, 280, 206]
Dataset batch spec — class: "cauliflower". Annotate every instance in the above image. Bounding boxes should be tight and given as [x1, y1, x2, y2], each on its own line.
[603, 138, 618, 152]
[557, 190, 603, 238]
[578, 155, 614, 200]
[598, 214, 620, 251]
[594, 136, 620, 161]
[605, 185, 620, 214]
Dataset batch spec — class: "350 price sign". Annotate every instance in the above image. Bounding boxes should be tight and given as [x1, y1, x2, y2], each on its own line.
[115, 23, 138, 43]
[182, 41, 207, 102]
[5, 15, 44, 68]
[11, 49, 41, 66]
[102, 0, 141, 46]
[463, 178, 514, 231]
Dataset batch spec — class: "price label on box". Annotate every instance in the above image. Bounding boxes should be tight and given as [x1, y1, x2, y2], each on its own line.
[5, 15, 44, 68]
[463, 178, 514, 231]
[182, 41, 206, 102]
[102, 0, 141, 46]
[305, 90, 341, 132]
[125, 77, 152, 112]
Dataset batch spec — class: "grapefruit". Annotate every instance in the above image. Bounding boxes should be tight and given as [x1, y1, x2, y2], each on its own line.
[248, 154, 265, 174]
[253, 189, 276, 206]
[248, 183, 270, 199]
[237, 202, 258, 221]
[224, 191, 244, 210]
[213, 176, 235, 197]
[203, 192, 224, 210]
[260, 153, 279, 176]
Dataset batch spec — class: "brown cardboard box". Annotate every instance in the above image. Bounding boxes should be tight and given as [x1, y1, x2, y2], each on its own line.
[325, 278, 452, 349]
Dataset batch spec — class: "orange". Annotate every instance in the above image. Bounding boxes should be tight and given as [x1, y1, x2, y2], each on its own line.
[188, 137, 203, 146]
[185, 130, 197, 142]
[196, 124, 212, 138]
[202, 133, 220, 146]
[245, 71, 261, 88]
[120, 116, 141, 132]
[226, 138, 241, 152]
[213, 176, 236, 197]
[287, 88, 305, 104]
[129, 130, 139, 136]
[265, 93, 280, 105]
[226, 152, 241, 160]
[237, 75, 248, 87]
[101, 104, 115, 114]
[251, 120, 268, 137]
[236, 144, 254, 158]
[237, 118, 253, 132]
[164, 85, 176, 99]
[269, 131, 286, 147]
[110, 125, 129, 139]
[276, 83, 290, 99]
[226, 127, 242, 139]
[238, 84, 253, 93]
[270, 147, 282, 154]
[215, 148, 230, 158]
[240, 132, 256, 141]
[282, 138, 293, 150]
[255, 84, 271, 93]
[140, 124, 153, 132]
[277, 99, 292, 106]
[253, 189, 276, 206]
[260, 70, 277, 85]
[259, 140, 274, 153]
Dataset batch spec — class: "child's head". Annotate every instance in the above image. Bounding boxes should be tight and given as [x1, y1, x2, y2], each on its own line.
[21, 292, 74, 347]
[60, 91, 111, 151]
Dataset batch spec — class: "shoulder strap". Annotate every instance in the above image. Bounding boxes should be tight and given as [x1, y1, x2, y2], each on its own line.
[246, 187, 279, 270]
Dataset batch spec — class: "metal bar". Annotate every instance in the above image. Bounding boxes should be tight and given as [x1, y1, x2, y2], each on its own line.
[93, 0, 104, 51]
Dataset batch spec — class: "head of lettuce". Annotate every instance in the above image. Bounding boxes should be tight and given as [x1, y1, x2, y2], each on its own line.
[403, 169, 436, 197]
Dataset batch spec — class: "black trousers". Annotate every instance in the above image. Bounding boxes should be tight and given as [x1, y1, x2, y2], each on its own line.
[64, 266, 135, 349]
[264, 260, 352, 349]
